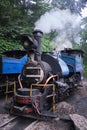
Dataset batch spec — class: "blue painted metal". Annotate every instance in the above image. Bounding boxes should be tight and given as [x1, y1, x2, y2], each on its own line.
[58, 58, 69, 76]
[75, 55, 84, 79]
[59, 50, 84, 79]
[59, 52, 76, 73]
[2, 55, 27, 74]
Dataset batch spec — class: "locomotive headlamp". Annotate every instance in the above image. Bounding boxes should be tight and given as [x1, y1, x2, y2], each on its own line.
[22, 36, 34, 50]
[23, 40, 30, 49]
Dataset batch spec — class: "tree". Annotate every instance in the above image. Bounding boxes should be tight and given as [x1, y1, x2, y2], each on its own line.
[80, 25, 87, 64]
[0, 0, 50, 39]
[42, 34, 53, 52]
[51, 0, 87, 14]
[0, 0, 51, 53]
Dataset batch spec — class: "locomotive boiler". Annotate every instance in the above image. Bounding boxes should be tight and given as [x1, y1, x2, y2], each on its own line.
[8, 30, 84, 119]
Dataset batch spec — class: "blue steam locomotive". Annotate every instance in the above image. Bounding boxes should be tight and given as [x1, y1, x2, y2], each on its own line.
[5, 30, 84, 119]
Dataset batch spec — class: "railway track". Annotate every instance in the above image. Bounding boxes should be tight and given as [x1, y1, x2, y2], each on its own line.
[0, 95, 57, 130]
[0, 114, 18, 128]
[0, 114, 36, 130]
[0, 96, 36, 130]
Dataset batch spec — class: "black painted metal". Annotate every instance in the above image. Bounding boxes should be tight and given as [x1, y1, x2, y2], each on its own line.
[41, 53, 62, 75]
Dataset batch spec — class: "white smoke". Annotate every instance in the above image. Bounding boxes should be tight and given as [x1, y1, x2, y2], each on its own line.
[52, 31, 73, 50]
[35, 8, 81, 50]
[35, 9, 81, 33]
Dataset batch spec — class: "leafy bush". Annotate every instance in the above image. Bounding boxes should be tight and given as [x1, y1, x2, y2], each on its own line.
[83, 65, 87, 77]
[41, 34, 54, 52]
[0, 37, 22, 56]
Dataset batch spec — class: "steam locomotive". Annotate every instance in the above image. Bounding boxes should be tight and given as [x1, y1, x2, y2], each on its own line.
[7, 30, 83, 119]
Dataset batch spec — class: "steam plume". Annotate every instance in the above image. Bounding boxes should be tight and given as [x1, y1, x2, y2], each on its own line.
[35, 8, 81, 50]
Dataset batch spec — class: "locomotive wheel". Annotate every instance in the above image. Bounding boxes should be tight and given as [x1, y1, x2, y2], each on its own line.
[17, 88, 40, 96]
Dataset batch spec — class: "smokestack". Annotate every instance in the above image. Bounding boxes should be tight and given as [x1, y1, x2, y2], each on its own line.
[33, 30, 43, 61]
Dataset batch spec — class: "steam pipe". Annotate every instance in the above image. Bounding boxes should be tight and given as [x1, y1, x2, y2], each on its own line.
[18, 74, 23, 88]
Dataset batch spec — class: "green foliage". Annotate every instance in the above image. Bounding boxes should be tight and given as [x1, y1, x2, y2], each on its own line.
[41, 34, 53, 52]
[0, 0, 51, 54]
[0, 0, 50, 39]
[80, 16, 87, 76]
[80, 43, 87, 65]
[83, 65, 87, 77]
[29, 1, 51, 24]
[0, 0, 32, 38]
[73, 43, 81, 49]
[80, 19, 87, 45]
[0, 37, 22, 56]
[80, 28, 87, 45]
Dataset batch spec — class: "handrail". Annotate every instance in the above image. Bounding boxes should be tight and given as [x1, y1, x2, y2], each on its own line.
[30, 83, 56, 112]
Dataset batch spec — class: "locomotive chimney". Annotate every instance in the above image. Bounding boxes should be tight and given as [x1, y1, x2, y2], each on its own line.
[33, 30, 43, 61]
